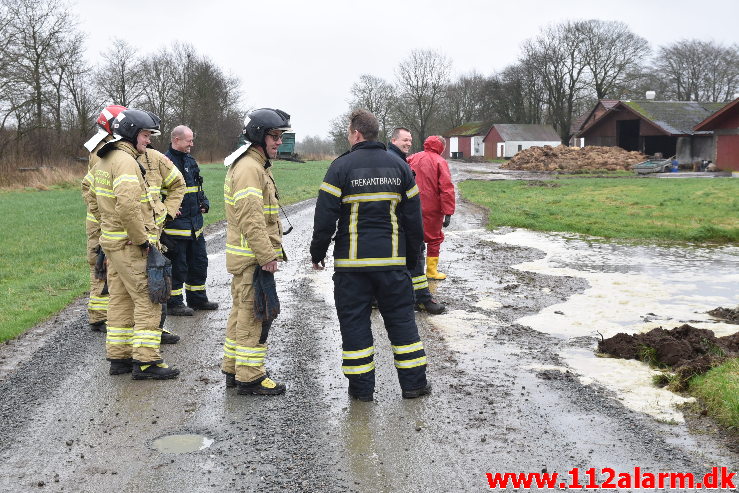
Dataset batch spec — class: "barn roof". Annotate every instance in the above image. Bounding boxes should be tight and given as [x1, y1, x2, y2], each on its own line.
[621, 100, 725, 135]
[694, 98, 739, 131]
[491, 124, 561, 142]
[444, 121, 494, 137]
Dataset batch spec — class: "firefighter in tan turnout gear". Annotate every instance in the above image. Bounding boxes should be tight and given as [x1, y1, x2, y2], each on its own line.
[82, 105, 126, 331]
[221, 108, 292, 395]
[138, 146, 187, 343]
[88, 108, 180, 379]
[83, 108, 186, 344]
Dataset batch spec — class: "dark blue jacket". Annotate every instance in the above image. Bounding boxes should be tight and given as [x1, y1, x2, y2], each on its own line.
[164, 146, 210, 239]
[310, 140, 423, 271]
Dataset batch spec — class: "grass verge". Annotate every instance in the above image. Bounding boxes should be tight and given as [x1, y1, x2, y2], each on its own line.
[459, 178, 739, 242]
[0, 160, 330, 342]
[688, 358, 739, 430]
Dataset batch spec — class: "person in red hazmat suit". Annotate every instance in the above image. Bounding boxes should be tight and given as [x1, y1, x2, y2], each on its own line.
[407, 135, 455, 280]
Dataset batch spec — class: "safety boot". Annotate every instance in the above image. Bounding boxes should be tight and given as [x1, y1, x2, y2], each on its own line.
[348, 388, 373, 402]
[415, 298, 446, 315]
[237, 376, 285, 396]
[132, 363, 180, 380]
[190, 300, 219, 310]
[160, 330, 180, 344]
[402, 383, 432, 399]
[109, 358, 133, 375]
[90, 320, 107, 332]
[426, 257, 446, 280]
[223, 372, 236, 388]
[167, 303, 194, 316]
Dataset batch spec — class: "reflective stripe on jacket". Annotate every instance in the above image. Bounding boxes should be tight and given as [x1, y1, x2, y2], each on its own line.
[88, 141, 158, 252]
[164, 146, 208, 237]
[224, 146, 284, 275]
[310, 140, 423, 272]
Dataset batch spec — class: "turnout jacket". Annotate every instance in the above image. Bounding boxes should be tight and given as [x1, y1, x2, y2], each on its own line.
[86, 141, 158, 252]
[164, 146, 209, 239]
[82, 134, 115, 246]
[310, 140, 423, 271]
[138, 149, 186, 234]
[224, 146, 284, 275]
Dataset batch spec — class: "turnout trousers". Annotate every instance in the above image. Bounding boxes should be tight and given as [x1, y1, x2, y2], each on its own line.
[86, 242, 108, 324]
[221, 264, 271, 384]
[334, 270, 428, 396]
[164, 233, 209, 307]
[409, 243, 432, 304]
[105, 244, 164, 364]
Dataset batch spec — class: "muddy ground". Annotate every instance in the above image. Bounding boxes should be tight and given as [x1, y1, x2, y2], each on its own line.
[0, 161, 737, 492]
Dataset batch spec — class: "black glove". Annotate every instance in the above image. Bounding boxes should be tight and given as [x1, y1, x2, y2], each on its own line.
[200, 202, 209, 213]
[443, 215, 452, 228]
[138, 241, 151, 251]
[94, 246, 107, 280]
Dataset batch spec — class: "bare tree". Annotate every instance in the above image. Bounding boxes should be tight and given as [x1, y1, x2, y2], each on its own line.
[522, 21, 589, 143]
[349, 74, 396, 142]
[95, 39, 145, 107]
[578, 20, 651, 99]
[439, 71, 488, 130]
[395, 49, 451, 146]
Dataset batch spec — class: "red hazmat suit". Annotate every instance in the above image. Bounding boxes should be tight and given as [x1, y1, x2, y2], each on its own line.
[407, 136, 455, 257]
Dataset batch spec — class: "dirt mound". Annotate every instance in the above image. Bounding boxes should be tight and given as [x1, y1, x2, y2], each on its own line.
[598, 324, 738, 390]
[501, 145, 647, 172]
[708, 306, 739, 324]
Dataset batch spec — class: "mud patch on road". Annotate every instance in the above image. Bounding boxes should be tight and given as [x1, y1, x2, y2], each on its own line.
[599, 324, 739, 389]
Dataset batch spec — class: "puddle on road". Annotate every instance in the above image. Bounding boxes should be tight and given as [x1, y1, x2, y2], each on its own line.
[492, 229, 738, 423]
[152, 434, 214, 454]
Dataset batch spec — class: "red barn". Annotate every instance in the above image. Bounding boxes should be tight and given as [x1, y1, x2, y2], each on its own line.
[442, 121, 493, 159]
[694, 98, 739, 171]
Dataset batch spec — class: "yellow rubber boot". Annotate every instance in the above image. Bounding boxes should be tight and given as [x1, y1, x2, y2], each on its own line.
[426, 256, 446, 280]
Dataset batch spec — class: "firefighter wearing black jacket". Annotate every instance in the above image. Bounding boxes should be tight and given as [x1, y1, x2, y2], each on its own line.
[162, 125, 218, 315]
[310, 110, 431, 401]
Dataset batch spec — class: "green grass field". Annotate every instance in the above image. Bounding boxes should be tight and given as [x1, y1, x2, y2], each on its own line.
[689, 359, 739, 430]
[459, 178, 739, 242]
[0, 160, 330, 342]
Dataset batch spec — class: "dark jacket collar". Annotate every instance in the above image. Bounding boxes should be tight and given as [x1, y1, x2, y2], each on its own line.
[387, 142, 407, 161]
[351, 140, 386, 152]
[167, 145, 189, 158]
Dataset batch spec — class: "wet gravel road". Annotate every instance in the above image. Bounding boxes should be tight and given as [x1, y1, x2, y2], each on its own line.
[0, 161, 737, 492]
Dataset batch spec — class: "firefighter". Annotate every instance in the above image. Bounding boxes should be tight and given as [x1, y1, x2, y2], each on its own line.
[408, 136, 455, 280]
[81, 105, 126, 331]
[388, 127, 445, 315]
[220, 108, 291, 395]
[88, 108, 180, 379]
[311, 109, 431, 401]
[162, 126, 218, 316]
[138, 145, 187, 344]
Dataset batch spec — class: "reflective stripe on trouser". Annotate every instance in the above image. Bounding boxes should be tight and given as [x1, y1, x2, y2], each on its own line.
[410, 243, 431, 304]
[105, 244, 164, 364]
[422, 209, 445, 257]
[164, 233, 209, 306]
[221, 265, 271, 384]
[87, 245, 108, 324]
[333, 270, 428, 395]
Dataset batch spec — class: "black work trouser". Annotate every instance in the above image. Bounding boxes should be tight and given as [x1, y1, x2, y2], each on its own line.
[334, 270, 428, 395]
[164, 233, 209, 307]
[410, 243, 431, 304]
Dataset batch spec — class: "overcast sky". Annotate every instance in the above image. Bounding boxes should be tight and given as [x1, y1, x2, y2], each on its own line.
[73, 0, 737, 139]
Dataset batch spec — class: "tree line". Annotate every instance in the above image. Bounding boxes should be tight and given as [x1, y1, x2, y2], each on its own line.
[0, 0, 243, 168]
[328, 19, 738, 153]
